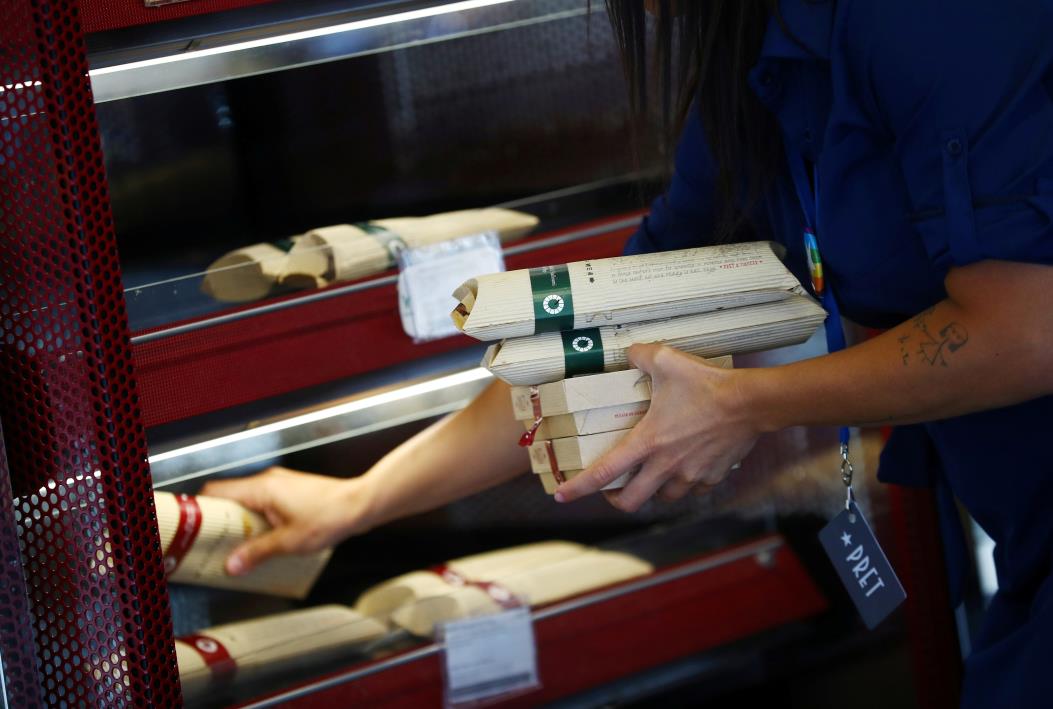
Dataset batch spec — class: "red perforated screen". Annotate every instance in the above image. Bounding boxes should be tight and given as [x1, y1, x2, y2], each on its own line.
[0, 1, 180, 706]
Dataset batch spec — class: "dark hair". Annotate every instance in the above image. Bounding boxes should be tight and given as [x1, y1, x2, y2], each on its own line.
[606, 0, 783, 242]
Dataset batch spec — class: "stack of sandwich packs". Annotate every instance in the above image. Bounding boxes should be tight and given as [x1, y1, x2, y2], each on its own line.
[201, 207, 539, 302]
[452, 241, 827, 493]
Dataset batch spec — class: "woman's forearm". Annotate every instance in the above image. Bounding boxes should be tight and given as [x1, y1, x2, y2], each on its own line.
[358, 378, 530, 530]
[743, 260, 1053, 430]
[555, 260, 1053, 510]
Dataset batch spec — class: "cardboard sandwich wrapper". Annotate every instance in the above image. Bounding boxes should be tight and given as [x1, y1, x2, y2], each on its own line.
[483, 294, 826, 386]
[352, 541, 653, 638]
[379, 550, 654, 637]
[452, 241, 803, 341]
[176, 605, 386, 702]
[155, 492, 332, 599]
[511, 356, 732, 440]
[354, 541, 587, 622]
[202, 207, 539, 302]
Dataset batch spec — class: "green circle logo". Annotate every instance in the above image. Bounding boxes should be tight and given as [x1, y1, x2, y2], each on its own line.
[542, 294, 565, 315]
[571, 336, 594, 352]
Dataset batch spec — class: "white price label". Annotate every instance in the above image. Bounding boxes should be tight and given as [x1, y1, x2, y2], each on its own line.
[442, 607, 539, 706]
[397, 232, 504, 343]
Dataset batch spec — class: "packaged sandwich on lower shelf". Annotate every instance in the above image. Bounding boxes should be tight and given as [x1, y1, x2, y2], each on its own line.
[202, 207, 539, 302]
[380, 549, 653, 637]
[355, 541, 587, 622]
[452, 241, 803, 340]
[155, 491, 332, 599]
[511, 356, 732, 440]
[176, 605, 387, 703]
[484, 294, 825, 386]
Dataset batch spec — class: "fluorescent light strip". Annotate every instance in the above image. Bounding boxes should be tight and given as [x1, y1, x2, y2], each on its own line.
[89, 0, 514, 77]
[147, 366, 492, 464]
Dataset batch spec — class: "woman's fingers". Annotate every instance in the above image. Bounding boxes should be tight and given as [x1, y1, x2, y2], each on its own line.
[603, 460, 671, 512]
[554, 427, 653, 502]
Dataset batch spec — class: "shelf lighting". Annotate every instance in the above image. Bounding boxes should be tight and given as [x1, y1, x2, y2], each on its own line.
[88, 0, 514, 78]
[147, 366, 492, 465]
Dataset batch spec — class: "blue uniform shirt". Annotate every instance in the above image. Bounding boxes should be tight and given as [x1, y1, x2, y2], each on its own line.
[624, 2, 1053, 706]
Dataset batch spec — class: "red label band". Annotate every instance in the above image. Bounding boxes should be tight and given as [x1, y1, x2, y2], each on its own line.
[180, 634, 237, 682]
[430, 565, 519, 610]
[518, 386, 545, 447]
[163, 494, 202, 577]
[544, 440, 564, 484]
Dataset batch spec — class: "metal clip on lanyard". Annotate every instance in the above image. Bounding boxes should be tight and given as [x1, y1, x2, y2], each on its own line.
[786, 149, 854, 511]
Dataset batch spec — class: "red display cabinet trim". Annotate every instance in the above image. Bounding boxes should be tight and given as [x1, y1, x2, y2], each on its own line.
[79, 0, 282, 34]
[233, 534, 828, 708]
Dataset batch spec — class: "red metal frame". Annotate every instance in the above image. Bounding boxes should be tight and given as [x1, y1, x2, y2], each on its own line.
[132, 215, 640, 428]
[0, 0, 180, 705]
[78, 0, 281, 33]
[233, 535, 828, 708]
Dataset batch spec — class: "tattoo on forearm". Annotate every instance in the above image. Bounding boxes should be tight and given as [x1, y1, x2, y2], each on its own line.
[898, 307, 969, 367]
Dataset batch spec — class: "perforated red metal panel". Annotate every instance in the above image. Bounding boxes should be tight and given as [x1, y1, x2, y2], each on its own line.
[0, 1, 181, 706]
[0, 425, 44, 708]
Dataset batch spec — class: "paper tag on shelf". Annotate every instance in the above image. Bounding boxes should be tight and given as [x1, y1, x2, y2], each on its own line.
[397, 232, 504, 343]
[441, 607, 539, 706]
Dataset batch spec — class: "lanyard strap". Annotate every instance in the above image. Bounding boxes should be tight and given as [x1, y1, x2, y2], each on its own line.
[786, 147, 852, 461]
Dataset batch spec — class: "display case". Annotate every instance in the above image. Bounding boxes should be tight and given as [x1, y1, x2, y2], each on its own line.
[0, 1, 964, 707]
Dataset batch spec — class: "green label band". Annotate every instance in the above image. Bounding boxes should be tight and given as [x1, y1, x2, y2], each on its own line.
[355, 222, 407, 257]
[530, 264, 575, 333]
[561, 327, 604, 377]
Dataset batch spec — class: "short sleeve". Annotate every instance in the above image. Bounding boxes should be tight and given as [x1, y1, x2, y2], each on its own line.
[835, 0, 1053, 271]
[623, 101, 717, 255]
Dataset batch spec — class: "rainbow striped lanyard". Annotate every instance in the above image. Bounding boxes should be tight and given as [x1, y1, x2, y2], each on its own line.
[786, 147, 853, 502]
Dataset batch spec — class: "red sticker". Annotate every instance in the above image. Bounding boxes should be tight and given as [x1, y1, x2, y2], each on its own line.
[431, 565, 519, 610]
[162, 494, 202, 576]
[180, 634, 237, 681]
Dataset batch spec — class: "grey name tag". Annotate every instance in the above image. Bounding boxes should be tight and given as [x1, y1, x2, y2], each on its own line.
[818, 501, 907, 629]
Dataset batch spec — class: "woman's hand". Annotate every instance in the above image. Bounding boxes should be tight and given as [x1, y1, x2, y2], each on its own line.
[555, 343, 761, 511]
[201, 467, 374, 576]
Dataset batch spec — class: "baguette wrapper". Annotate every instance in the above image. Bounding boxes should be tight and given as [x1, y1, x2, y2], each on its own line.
[386, 550, 653, 637]
[176, 606, 385, 701]
[355, 541, 586, 622]
[283, 208, 539, 285]
[484, 295, 825, 386]
[536, 468, 633, 495]
[453, 241, 801, 341]
[156, 492, 332, 599]
[202, 208, 538, 303]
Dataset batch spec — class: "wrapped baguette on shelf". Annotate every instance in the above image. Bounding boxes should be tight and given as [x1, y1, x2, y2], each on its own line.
[282, 207, 539, 287]
[452, 241, 802, 341]
[201, 208, 538, 303]
[155, 491, 332, 599]
[388, 550, 653, 637]
[177, 605, 386, 702]
[485, 294, 825, 386]
[355, 541, 586, 621]
[200, 242, 294, 303]
[512, 356, 732, 440]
